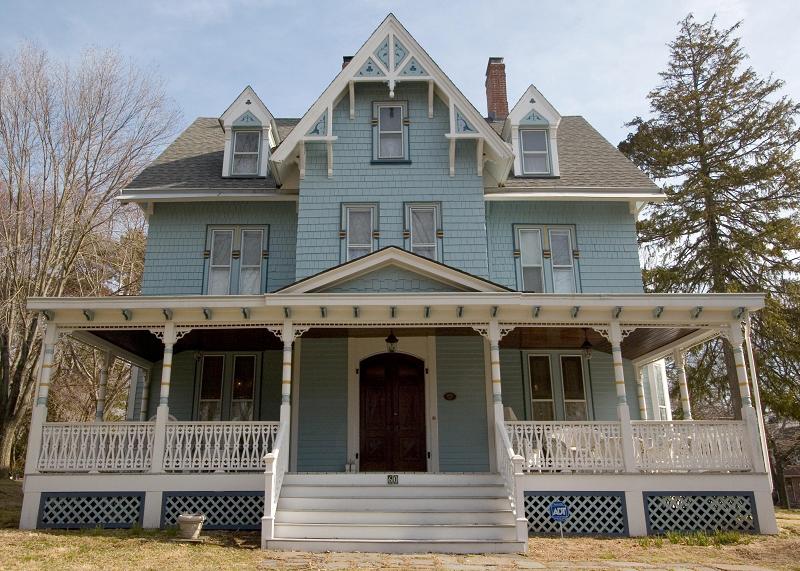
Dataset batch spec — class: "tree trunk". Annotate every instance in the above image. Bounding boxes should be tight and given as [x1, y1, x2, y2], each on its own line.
[722, 342, 743, 419]
[0, 415, 20, 479]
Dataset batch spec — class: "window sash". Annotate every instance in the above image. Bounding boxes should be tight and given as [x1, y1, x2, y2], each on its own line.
[409, 205, 437, 258]
[232, 131, 260, 175]
[528, 355, 555, 421]
[346, 206, 375, 260]
[549, 228, 576, 293]
[518, 229, 544, 293]
[238, 229, 263, 295]
[230, 355, 256, 421]
[520, 129, 550, 175]
[377, 104, 404, 159]
[198, 355, 225, 421]
[209, 230, 234, 295]
[560, 355, 588, 420]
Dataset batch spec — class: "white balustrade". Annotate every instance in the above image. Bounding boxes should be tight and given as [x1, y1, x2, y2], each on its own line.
[632, 420, 752, 472]
[163, 421, 279, 472]
[38, 422, 155, 472]
[506, 421, 625, 473]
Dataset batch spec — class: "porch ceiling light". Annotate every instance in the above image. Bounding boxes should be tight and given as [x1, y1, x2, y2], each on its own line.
[581, 328, 593, 360]
[385, 330, 399, 353]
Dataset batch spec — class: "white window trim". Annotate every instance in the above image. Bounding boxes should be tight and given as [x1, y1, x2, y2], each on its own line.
[518, 228, 545, 293]
[548, 227, 577, 294]
[520, 128, 550, 175]
[238, 228, 264, 295]
[231, 130, 261, 176]
[345, 205, 376, 261]
[528, 354, 555, 421]
[375, 102, 407, 160]
[209, 229, 234, 295]
[560, 354, 589, 421]
[408, 204, 438, 260]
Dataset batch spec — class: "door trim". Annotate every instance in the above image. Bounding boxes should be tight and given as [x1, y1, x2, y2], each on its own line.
[347, 335, 438, 473]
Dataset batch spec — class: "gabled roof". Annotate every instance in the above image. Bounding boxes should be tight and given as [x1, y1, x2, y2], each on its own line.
[269, 14, 513, 184]
[219, 86, 277, 140]
[276, 247, 511, 294]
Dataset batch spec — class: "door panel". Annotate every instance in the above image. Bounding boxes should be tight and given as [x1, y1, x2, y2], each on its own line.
[359, 353, 426, 472]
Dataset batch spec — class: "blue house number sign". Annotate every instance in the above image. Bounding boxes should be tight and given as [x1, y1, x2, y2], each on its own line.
[548, 501, 570, 523]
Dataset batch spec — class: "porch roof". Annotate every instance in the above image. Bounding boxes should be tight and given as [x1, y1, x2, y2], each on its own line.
[28, 291, 764, 368]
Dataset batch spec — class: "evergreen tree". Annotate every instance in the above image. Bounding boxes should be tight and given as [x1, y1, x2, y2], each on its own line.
[619, 15, 800, 421]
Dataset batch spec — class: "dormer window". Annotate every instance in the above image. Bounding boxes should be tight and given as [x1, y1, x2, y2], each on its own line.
[520, 129, 550, 175]
[231, 131, 261, 176]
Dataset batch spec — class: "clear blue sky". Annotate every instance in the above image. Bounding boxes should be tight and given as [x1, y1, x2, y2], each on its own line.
[1, 0, 797, 146]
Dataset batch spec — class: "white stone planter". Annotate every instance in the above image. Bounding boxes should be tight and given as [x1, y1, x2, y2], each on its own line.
[177, 513, 205, 540]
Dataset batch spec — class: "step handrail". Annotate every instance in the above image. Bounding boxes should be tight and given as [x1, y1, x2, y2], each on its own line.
[495, 417, 527, 543]
[261, 418, 290, 546]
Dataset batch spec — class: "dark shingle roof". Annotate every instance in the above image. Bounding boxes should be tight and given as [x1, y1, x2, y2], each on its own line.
[127, 117, 280, 191]
[127, 115, 657, 193]
[487, 116, 659, 191]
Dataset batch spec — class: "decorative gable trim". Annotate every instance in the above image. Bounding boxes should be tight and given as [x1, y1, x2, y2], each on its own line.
[504, 85, 562, 177]
[219, 86, 278, 178]
[270, 14, 513, 184]
[276, 246, 510, 294]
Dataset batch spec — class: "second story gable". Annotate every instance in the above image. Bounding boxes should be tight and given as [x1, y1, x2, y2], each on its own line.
[120, 14, 664, 298]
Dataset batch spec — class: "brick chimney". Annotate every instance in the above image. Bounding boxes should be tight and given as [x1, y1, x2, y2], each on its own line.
[342, 56, 353, 69]
[485, 57, 508, 121]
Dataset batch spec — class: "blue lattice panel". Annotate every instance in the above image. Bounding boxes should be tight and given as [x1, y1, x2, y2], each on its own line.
[161, 492, 263, 530]
[524, 492, 627, 535]
[644, 493, 757, 534]
[38, 492, 144, 529]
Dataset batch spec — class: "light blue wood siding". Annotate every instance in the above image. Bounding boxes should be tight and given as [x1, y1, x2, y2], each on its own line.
[322, 266, 460, 293]
[141, 202, 297, 295]
[436, 336, 490, 472]
[296, 338, 348, 472]
[295, 82, 488, 280]
[499, 349, 526, 420]
[486, 201, 644, 292]
[586, 351, 643, 421]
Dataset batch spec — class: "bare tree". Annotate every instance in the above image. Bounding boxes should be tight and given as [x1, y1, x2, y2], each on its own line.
[0, 44, 179, 478]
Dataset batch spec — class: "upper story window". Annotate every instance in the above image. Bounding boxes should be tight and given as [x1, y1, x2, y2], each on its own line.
[520, 129, 550, 175]
[405, 203, 441, 261]
[343, 205, 377, 261]
[231, 130, 261, 176]
[206, 226, 267, 295]
[372, 101, 409, 162]
[516, 225, 578, 293]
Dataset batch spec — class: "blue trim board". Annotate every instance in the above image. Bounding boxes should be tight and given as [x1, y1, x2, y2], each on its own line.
[642, 491, 759, 535]
[37, 491, 145, 529]
[523, 490, 629, 536]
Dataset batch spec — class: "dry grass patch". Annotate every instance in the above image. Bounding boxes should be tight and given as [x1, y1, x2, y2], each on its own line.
[0, 479, 23, 528]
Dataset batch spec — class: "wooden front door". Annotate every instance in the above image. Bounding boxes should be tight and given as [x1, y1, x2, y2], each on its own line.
[359, 353, 427, 472]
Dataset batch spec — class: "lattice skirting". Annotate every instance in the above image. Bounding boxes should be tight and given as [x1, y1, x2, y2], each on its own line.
[524, 492, 627, 535]
[644, 492, 758, 534]
[161, 492, 263, 530]
[38, 492, 144, 529]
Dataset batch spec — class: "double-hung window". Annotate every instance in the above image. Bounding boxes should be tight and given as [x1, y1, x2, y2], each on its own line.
[344, 205, 376, 261]
[197, 354, 258, 421]
[516, 226, 578, 293]
[373, 101, 409, 161]
[206, 226, 267, 295]
[520, 129, 550, 175]
[407, 204, 439, 260]
[560, 355, 588, 420]
[231, 131, 261, 176]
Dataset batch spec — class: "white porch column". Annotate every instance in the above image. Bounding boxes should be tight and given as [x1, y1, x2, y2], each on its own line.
[150, 323, 178, 473]
[608, 321, 637, 473]
[487, 321, 505, 425]
[279, 320, 295, 424]
[634, 365, 647, 421]
[673, 349, 692, 420]
[20, 321, 58, 530]
[94, 350, 115, 421]
[23, 322, 58, 477]
[727, 321, 766, 473]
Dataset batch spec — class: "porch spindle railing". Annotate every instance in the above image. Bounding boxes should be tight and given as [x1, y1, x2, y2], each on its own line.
[262, 419, 290, 544]
[505, 421, 625, 473]
[37, 422, 155, 472]
[494, 416, 527, 542]
[162, 421, 280, 472]
[631, 420, 752, 472]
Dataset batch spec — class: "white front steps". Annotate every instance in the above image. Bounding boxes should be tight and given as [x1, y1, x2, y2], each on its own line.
[266, 473, 526, 554]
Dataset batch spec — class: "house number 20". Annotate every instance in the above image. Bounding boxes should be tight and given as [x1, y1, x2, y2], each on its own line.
[387, 474, 399, 485]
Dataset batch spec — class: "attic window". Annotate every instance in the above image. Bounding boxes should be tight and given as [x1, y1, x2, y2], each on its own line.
[372, 101, 409, 163]
[231, 131, 260, 176]
[520, 129, 550, 175]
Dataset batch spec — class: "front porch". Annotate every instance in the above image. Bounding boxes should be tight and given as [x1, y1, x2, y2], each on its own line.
[21, 291, 777, 548]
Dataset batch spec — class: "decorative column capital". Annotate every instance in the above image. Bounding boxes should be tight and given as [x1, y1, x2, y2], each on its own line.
[594, 321, 635, 345]
[150, 323, 191, 346]
[268, 321, 308, 345]
[473, 321, 515, 344]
